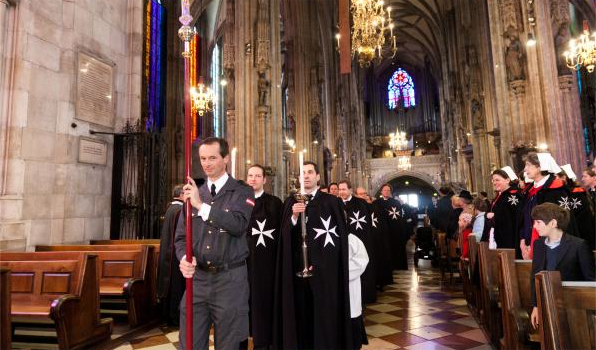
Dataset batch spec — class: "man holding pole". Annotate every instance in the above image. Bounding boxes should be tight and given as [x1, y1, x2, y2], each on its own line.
[175, 137, 255, 350]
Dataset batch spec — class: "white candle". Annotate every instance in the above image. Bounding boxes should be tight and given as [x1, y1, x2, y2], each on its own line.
[298, 151, 305, 194]
[231, 147, 237, 178]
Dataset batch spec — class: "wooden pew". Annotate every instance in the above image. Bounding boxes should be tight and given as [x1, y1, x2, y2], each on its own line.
[1, 267, 11, 350]
[0, 253, 112, 350]
[498, 249, 539, 350]
[90, 239, 160, 245]
[33, 245, 155, 327]
[477, 243, 514, 347]
[536, 271, 596, 350]
[466, 235, 480, 318]
[89, 240, 160, 302]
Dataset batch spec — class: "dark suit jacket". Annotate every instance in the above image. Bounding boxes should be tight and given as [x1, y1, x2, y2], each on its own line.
[174, 176, 255, 267]
[531, 233, 595, 306]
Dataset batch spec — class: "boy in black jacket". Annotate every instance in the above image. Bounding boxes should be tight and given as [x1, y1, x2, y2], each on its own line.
[529, 203, 595, 329]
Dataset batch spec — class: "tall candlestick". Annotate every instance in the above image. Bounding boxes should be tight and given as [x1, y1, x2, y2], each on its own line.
[299, 151, 305, 194]
[231, 147, 237, 178]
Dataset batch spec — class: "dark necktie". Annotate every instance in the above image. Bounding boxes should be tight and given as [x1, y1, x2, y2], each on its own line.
[211, 184, 217, 197]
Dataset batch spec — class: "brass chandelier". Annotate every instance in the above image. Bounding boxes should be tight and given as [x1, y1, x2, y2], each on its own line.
[190, 82, 214, 116]
[388, 127, 408, 151]
[351, 0, 397, 67]
[564, 21, 596, 73]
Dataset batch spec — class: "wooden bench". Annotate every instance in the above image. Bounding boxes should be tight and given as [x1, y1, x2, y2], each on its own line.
[1, 267, 11, 350]
[536, 271, 596, 350]
[477, 243, 514, 346]
[0, 253, 112, 350]
[90, 239, 160, 245]
[465, 235, 480, 318]
[90, 240, 160, 302]
[498, 250, 539, 350]
[33, 245, 155, 327]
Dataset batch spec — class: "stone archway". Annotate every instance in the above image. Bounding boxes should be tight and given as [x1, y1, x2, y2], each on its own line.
[371, 169, 439, 195]
[366, 155, 442, 195]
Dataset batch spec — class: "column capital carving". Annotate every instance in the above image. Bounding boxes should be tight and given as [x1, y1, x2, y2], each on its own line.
[509, 79, 526, 96]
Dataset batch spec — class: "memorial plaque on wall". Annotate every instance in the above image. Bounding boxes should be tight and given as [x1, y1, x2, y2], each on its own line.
[78, 137, 108, 165]
[75, 52, 114, 128]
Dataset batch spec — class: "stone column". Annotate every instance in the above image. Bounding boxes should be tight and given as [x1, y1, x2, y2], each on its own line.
[558, 75, 585, 171]
[0, 0, 12, 193]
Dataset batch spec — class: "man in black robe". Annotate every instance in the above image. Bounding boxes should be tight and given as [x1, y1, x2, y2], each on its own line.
[156, 184, 185, 326]
[338, 180, 376, 304]
[245, 165, 282, 349]
[374, 184, 408, 270]
[273, 161, 352, 350]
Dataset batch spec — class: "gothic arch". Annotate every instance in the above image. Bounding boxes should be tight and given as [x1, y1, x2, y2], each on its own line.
[371, 169, 439, 195]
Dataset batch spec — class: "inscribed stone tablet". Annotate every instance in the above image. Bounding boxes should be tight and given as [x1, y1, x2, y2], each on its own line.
[78, 137, 108, 165]
[76, 52, 114, 128]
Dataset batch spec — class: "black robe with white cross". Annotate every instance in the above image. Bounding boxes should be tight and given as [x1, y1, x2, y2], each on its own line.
[374, 197, 408, 270]
[369, 200, 394, 287]
[246, 192, 283, 348]
[344, 196, 377, 304]
[481, 187, 520, 249]
[567, 186, 595, 249]
[272, 190, 352, 350]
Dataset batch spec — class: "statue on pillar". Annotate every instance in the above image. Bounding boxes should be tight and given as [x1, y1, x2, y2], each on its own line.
[311, 114, 321, 143]
[323, 147, 333, 184]
[553, 25, 571, 75]
[504, 27, 526, 82]
[471, 99, 484, 131]
[258, 70, 270, 107]
[224, 68, 235, 110]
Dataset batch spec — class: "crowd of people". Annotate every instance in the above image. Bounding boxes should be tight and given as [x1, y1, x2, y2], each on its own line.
[427, 152, 596, 329]
[156, 139, 596, 350]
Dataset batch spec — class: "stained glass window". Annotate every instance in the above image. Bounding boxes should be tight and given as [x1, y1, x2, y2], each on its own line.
[144, 0, 166, 131]
[388, 68, 416, 109]
[211, 42, 223, 137]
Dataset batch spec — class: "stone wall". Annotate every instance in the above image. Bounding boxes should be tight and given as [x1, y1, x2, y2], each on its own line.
[0, 0, 143, 251]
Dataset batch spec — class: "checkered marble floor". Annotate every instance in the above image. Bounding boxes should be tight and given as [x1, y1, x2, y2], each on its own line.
[111, 262, 490, 350]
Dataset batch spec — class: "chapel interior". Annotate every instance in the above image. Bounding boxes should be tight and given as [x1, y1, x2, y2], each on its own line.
[0, 0, 594, 349]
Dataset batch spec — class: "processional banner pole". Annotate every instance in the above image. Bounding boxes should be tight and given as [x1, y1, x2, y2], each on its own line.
[178, 1, 195, 349]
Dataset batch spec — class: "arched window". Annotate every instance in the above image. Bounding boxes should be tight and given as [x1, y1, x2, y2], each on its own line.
[388, 68, 416, 109]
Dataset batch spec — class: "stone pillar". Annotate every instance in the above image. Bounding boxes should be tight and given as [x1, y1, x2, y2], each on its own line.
[0, 0, 12, 193]
[558, 75, 585, 172]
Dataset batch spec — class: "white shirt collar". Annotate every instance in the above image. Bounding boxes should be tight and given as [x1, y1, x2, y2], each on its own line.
[207, 172, 229, 195]
[534, 174, 550, 188]
[305, 187, 319, 198]
[343, 195, 352, 203]
[254, 189, 264, 198]
[171, 199, 184, 206]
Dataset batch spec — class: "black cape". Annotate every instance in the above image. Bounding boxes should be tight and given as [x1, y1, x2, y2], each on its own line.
[156, 200, 185, 324]
[272, 191, 352, 350]
[246, 192, 282, 348]
[516, 176, 579, 247]
[344, 196, 377, 304]
[568, 186, 595, 249]
[481, 187, 519, 249]
[374, 197, 408, 270]
[370, 200, 394, 287]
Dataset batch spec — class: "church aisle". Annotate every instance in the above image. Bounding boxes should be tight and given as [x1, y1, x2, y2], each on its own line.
[361, 268, 490, 350]
[111, 261, 490, 350]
